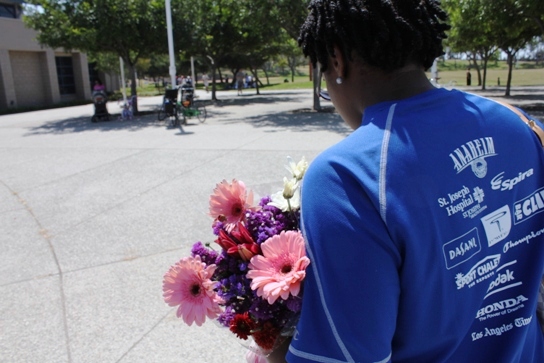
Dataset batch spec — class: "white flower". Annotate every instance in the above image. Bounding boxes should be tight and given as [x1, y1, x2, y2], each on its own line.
[282, 177, 297, 199]
[285, 156, 308, 181]
[269, 182, 301, 212]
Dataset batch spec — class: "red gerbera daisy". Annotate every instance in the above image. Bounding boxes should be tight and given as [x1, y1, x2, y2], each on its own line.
[252, 321, 280, 352]
[229, 312, 256, 340]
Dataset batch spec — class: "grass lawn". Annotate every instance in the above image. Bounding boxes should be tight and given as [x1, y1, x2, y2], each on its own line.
[428, 67, 544, 87]
[128, 60, 543, 96]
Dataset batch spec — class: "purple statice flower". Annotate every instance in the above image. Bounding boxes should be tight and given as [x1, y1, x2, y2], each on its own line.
[217, 274, 250, 302]
[217, 306, 236, 327]
[284, 295, 303, 313]
[214, 251, 242, 278]
[258, 196, 272, 207]
[238, 261, 248, 272]
[246, 199, 300, 243]
[270, 303, 299, 330]
[212, 220, 225, 236]
[249, 298, 283, 320]
[217, 274, 254, 313]
[191, 242, 219, 266]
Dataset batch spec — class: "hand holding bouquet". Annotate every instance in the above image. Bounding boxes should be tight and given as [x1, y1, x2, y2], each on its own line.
[163, 157, 310, 361]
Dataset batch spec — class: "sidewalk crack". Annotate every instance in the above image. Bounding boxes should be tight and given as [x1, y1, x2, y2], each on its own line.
[1, 180, 73, 363]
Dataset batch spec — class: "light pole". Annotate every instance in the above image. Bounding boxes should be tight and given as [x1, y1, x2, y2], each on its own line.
[165, 0, 176, 88]
[119, 57, 127, 105]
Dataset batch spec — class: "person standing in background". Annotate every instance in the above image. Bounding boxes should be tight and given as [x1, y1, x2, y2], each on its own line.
[202, 74, 210, 93]
[236, 71, 245, 95]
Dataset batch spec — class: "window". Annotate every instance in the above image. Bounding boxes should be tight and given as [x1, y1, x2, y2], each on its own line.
[0, 3, 20, 19]
[55, 56, 76, 95]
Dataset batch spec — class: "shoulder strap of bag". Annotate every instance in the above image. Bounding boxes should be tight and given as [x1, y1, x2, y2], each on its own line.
[495, 100, 544, 148]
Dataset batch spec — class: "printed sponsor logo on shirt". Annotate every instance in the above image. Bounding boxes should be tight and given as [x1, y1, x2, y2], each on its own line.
[449, 137, 497, 178]
[480, 205, 511, 247]
[490, 168, 534, 191]
[471, 323, 514, 341]
[437, 186, 487, 219]
[513, 187, 544, 224]
[455, 254, 500, 289]
[472, 315, 532, 341]
[443, 228, 481, 270]
[484, 260, 521, 300]
[475, 294, 528, 322]
[503, 227, 544, 253]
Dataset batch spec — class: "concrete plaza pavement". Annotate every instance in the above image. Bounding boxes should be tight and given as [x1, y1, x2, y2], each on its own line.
[0, 89, 349, 363]
[1, 85, 543, 363]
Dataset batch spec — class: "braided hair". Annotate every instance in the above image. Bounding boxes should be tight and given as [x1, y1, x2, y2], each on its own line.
[298, 0, 450, 73]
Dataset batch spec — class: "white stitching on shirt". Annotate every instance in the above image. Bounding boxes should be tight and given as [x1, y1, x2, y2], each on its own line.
[288, 345, 349, 363]
[374, 351, 392, 363]
[300, 215, 355, 363]
[379, 104, 397, 224]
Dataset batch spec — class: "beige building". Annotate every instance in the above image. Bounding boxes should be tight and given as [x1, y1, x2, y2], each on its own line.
[0, 0, 115, 111]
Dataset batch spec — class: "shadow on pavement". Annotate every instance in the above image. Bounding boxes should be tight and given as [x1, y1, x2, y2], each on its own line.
[226, 107, 350, 135]
[23, 111, 166, 136]
[210, 95, 301, 107]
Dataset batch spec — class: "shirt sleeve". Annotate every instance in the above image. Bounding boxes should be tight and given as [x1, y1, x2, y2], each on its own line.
[287, 152, 401, 363]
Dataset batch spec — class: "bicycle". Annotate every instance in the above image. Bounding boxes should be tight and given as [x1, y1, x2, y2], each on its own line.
[177, 84, 207, 124]
[179, 98, 207, 124]
[157, 88, 180, 128]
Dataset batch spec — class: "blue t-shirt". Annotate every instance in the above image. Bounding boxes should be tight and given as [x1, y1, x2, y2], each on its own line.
[287, 88, 544, 363]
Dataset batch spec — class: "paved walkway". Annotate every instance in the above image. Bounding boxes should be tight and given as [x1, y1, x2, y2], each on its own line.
[0, 86, 542, 363]
[0, 89, 348, 363]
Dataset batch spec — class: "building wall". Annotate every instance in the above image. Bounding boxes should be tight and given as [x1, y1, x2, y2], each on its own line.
[10, 51, 47, 107]
[0, 17, 45, 52]
[0, 14, 102, 111]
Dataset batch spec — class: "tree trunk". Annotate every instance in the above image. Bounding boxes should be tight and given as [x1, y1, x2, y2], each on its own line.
[262, 68, 270, 85]
[128, 62, 139, 114]
[211, 63, 218, 101]
[312, 67, 321, 111]
[470, 55, 482, 87]
[218, 68, 223, 83]
[505, 52, 514, 97]
[250, 68, 260, 95]
[482, 58, 488, 90]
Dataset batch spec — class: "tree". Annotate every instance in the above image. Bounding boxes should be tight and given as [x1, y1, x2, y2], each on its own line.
[173, 0, 286, 100]
[172, 0, 244, 100]
[235, 0, 289, 95]
[283, 39, 305, 83]
[443, 0, 497, 89]
[517, 0, 544, 36]
[484, 0, 540, 95]
[273, 0, 324, 110]
[24, 0, 167, 113]
[273, 0, 310, 40]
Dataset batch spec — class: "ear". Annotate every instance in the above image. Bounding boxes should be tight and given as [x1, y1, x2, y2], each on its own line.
[330, 44, 347, 79]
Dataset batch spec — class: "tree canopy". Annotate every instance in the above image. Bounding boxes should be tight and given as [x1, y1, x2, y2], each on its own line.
[25, 0, 167, 112]
[444, 0, 541, 94]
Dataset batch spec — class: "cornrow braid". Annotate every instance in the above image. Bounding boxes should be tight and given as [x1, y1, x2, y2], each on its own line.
[298, 0, 450, 73]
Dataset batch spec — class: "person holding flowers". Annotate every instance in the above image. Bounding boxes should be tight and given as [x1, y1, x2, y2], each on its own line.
[163, 157, 311, 362]
[284, 1, 544, 363]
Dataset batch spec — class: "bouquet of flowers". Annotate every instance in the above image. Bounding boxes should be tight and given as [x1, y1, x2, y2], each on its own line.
[162, 157, 310, 361]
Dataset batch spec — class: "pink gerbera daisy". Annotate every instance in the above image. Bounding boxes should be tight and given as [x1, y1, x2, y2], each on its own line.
[247, 230, 310, 304]
[209, 179, 254, 225]
[162, 255, 222, 326]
